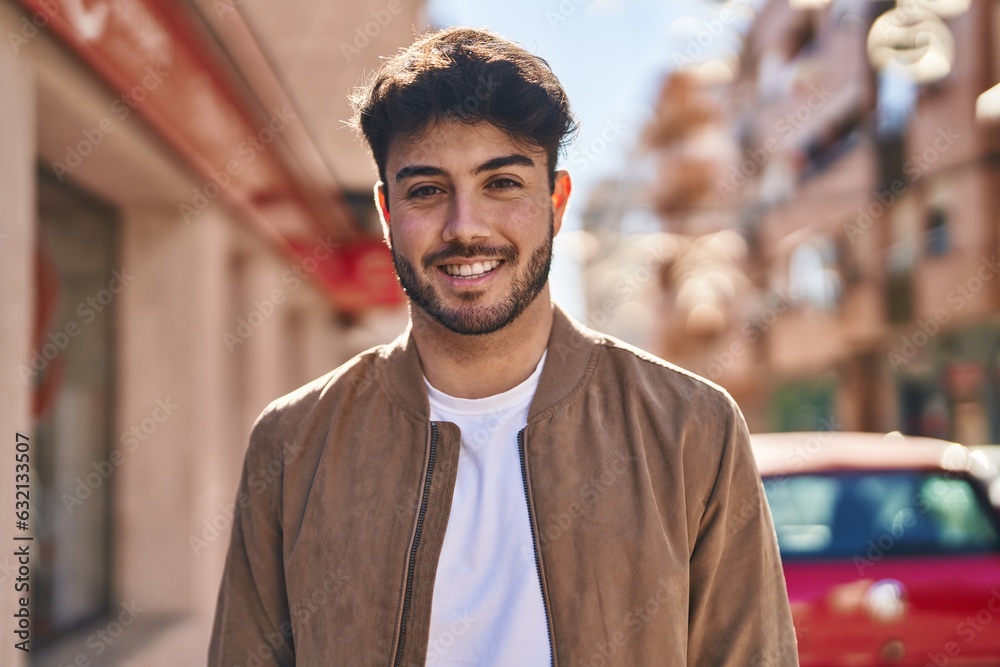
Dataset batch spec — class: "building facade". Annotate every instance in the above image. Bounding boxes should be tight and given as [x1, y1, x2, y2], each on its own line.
[641, 0, 1000, 437]
[0, 1, 423, 664]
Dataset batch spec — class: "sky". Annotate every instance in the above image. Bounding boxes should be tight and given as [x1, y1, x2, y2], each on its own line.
[424, 0, 745, 316]
[426, 0, 733, 196]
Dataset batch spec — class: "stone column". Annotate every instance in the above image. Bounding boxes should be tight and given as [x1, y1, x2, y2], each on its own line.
[115, 203, 233, 662]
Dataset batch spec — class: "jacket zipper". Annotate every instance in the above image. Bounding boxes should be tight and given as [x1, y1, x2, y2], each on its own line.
[393, 422, 439, 667]
[518, 429, 556, 667]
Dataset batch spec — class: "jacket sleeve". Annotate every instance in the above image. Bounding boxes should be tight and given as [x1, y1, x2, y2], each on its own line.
[687, 393, 799, 667]
[208, 406, 295, 666]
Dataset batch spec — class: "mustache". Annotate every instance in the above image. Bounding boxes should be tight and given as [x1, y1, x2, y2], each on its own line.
[423, 242, 518, 268]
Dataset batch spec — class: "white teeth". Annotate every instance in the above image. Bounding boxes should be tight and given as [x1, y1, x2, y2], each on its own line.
[443, 259, 501, 278]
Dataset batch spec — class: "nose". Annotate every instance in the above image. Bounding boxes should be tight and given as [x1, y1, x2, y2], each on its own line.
[441, 191, 491, 244]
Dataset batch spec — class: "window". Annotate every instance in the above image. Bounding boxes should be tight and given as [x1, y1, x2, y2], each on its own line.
[764, 471, 1000, 560]
[924, 206, 950, 256]
[886, 241, 915, 324]
[789, 239, 842, 311]
[34, 169, 118, 646]
[787, 15, 818, 61]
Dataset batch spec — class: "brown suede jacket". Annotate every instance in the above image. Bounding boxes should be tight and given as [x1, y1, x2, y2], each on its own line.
[209, 305, 799, 666]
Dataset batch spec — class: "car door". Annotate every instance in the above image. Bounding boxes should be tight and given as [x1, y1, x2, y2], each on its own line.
[764, 470, 1000, 666]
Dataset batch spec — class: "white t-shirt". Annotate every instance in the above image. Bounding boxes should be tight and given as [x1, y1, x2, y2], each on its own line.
[424, 352, 551, 667]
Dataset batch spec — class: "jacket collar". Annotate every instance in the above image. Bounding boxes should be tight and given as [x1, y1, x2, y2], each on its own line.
[375, 302, 602, 423]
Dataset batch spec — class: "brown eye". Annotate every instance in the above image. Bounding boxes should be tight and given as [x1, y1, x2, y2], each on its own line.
[408, 185, 443, 199]
[489, 178, 520, 190]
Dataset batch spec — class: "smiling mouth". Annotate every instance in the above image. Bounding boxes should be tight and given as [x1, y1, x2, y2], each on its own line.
[440, 259, 504, 279]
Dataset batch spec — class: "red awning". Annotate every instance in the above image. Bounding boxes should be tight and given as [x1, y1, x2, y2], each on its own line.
[15, 0, 403, 313]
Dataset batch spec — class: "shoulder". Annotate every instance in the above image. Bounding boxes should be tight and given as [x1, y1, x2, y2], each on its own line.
[587, 326, 737, 416]
[250, 342, 388, 444]
[585, 329, 750, 508]
[553, 321, 751, 519]
[544, 306, 738, 425]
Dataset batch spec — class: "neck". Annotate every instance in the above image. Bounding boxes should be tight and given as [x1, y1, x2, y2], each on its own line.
[411, 292, 554, 399]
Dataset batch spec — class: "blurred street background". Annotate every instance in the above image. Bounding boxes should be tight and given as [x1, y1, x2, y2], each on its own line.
[0, 0, 998, 664]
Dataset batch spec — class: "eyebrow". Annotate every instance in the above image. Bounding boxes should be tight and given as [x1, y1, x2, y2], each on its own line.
[394, 154, 536, 183]
[394, 165, 443, 183]
[473, 154, 535, 174]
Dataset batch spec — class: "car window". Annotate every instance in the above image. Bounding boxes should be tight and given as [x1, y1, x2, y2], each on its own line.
[763, 471, 1000, 559]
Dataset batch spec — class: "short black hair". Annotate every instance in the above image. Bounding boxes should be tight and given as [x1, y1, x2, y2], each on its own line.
[349, 26, 578, 191]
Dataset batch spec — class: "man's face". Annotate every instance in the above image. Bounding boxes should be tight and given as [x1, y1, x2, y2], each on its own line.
[377, 120, 571, 336]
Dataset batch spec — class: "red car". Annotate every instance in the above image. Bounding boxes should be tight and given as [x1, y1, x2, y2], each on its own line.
[752, 432, 1000, 666]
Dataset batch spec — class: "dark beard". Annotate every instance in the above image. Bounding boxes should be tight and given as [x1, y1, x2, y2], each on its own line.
[390, 216, 554, 336]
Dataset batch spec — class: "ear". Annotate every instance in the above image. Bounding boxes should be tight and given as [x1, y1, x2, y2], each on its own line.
[550, 170, 572, 237]
[375, 182, 391, 246]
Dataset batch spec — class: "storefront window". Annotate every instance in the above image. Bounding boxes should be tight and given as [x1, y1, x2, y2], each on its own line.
[32, 170, 117, 646]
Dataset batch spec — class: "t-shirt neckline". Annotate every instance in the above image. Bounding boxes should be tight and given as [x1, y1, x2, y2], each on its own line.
[425, 350, 547, 417]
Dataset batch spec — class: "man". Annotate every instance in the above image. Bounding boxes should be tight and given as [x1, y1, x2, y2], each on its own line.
[209, 27, 797, 666]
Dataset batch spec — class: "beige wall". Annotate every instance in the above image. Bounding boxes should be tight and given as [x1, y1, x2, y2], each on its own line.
[907, 4, 991, 176]
[0, 23, 34, 667]
[109, 202, 405, 664]
[0, 1, 409, 663]
[903, 0, 1000, 324]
